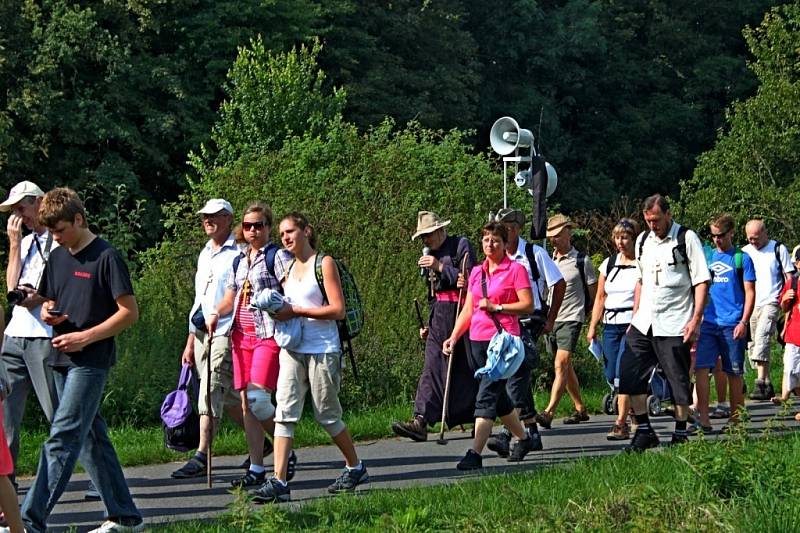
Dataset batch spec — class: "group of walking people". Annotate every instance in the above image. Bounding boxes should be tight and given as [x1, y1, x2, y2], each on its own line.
[394, 193, 800, 465]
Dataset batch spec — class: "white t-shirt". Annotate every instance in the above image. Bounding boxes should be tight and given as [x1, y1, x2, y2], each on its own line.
[599, 254, 637, 325]
[6, 231, 57, 338]
[508, 238, 564, 313]
[283, 254, 340, 354]
[631, 223, 710, 337]
[742, 240, 795, 307]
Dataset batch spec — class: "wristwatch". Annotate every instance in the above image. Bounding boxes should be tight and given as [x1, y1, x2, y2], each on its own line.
[496, 304, 504, 313]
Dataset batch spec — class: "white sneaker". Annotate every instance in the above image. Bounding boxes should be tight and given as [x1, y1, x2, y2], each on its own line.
[88, 519, 145, 532]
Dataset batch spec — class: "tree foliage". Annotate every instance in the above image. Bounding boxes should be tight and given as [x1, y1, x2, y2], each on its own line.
[680, 4, 800, 243]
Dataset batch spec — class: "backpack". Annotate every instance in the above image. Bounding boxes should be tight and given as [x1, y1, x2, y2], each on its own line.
[637, 225, 690, 270]
[161, 364, 200, 452]
[314, 253, 365, 379]
[524, 242, 549, 320]
[576, 251, 594, 315]
[232, 242, 280, 287]
[602, 253, 636, 320]
[703, 244, 745, 289]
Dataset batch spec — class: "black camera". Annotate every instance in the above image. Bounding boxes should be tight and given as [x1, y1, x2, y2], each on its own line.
[7, 283, 34, 306]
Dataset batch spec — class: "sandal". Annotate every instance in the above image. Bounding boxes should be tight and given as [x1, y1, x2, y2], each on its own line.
[534, 411, 553, 430]
[562, 410, 590, 425]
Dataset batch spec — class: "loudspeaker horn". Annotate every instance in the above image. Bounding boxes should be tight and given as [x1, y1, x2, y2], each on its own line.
[490, 116, 534, 156]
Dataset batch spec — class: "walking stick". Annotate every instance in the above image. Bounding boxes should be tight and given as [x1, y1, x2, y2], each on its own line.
[413, 298, 425, 343]
[437, 255, 468, 445]
[205, 330, 214, 488]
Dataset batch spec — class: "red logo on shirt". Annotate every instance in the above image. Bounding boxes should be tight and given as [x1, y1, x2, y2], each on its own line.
[74, 271, 91, 279]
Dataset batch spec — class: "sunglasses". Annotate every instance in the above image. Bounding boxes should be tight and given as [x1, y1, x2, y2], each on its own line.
[242, 221, 266, 231]
[710, 231, 729, 238]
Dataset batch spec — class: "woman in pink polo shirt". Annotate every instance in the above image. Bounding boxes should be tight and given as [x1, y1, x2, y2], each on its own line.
[443, 221, 536, 470]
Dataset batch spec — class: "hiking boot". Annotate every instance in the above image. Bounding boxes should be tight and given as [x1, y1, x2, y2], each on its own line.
[534, 411, 553, 430]
[171, 457, 206, 479]
[665, 432, 689, 446]
[622, 430, 659, 453]
[328, 464, 369, 493]
[749, 381, 768, 400]
[507, 436, 536, 462]
[606, 422, 630, 441]
[487, 429, 511, 458]
[710, 405, 730, 419]
[456, 449, 483, 470]
[251, 477, 291, 504]
[765, 382, 776, 400]
[391, 416, 428, 441]
[240, 436, 274, 469]
[562, 410, 590, 425]
[231, 469, 267, 489]
[526, 427, 544, 451]
[286, 450, 298, 481]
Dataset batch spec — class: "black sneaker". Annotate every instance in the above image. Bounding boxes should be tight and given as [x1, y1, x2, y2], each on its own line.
[240, 437, 274, 469]
[622, 430, 660, 453]
[286, 450, 297, 482]
[231, 469, 266, 489]
[456, 449, 483, 470]
[507, 436, 536, 462]
[328, 464, 369, 493]
[487, 430, 511, 458]
[171, 457, 206, 479]
[391, 417, 428, 441]
[749, 381, 768, 400]
[251, 477, 291, 504]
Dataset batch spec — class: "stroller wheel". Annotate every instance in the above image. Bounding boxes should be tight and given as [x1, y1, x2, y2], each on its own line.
[647, 395, 662, 417]
[602, 393, 615, 415]
[612, 394, 619, 415]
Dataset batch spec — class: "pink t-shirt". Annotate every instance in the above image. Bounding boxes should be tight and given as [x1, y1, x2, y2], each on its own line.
[468, 256, 531, 341]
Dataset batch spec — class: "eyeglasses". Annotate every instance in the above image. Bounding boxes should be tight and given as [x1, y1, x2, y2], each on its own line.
[242, 221, 265, 231]
[710, 231, 729, 239]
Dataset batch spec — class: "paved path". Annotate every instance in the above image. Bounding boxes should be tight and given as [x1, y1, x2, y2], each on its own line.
[19, 402, 797, 531]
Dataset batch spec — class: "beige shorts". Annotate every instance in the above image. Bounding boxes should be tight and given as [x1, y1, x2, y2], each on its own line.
[274, 350, 345, 438]
[748, 303, 780, 364]
[194, 332, 238, 417]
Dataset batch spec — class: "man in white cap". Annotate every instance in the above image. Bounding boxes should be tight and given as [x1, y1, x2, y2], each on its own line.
[391, 211, 478, 441]
[171, 198, 247, 478]
[0, 181, 61, 489]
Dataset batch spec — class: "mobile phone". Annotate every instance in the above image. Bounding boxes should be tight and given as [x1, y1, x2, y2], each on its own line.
[48, 309, 64, 317]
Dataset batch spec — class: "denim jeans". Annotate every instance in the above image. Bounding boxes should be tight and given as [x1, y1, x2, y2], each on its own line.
[21, 365, 141, 533]
[601, 323, 629, 388]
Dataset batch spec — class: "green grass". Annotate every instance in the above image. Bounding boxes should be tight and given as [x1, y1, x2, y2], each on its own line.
[153, 411, 800, 532]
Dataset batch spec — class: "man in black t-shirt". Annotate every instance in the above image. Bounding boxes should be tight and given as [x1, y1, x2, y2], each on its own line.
[19, 188, 144, 533]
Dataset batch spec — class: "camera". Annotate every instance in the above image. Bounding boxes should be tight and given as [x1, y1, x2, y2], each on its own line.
[7, 283, 34, 306]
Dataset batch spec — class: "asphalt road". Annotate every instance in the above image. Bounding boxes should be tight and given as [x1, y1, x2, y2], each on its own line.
[17, 401, 797, 531]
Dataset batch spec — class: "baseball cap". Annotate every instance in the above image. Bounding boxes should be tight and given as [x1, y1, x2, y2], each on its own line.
[495, 208, 525, 226]
[792, 244, 800, 263]
[0, 181, 45, 212]
[197, 199, 233, 215]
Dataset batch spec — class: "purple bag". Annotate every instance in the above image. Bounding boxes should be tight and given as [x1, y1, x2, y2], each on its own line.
[161, 364, 200, 452]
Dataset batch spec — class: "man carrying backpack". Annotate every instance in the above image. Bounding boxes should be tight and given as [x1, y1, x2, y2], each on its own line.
[485, 208, 565, 456]
[743, 219, 795, 400]
[619, 194, 710, 451]
[391, 211, 478, 441]
[693, 214, 755, 431]
[536, 214, 597, 427]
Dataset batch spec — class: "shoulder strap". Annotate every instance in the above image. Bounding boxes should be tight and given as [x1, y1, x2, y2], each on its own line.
[775, 241, 787, 291]
[232, 253, 242, 275]
[577, 251, 590, 304]
[734, 246, 744, 289]
[605, 252, 618, 277]
[524, 242, 540, 283]
[314, 253, 328, 303]
[265, 243, 279, 280]
[481, 270, 503, 333]
[637, 230, 650, 260]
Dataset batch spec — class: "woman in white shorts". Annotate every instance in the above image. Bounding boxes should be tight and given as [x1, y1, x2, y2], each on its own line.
[250, 212, 367, 503]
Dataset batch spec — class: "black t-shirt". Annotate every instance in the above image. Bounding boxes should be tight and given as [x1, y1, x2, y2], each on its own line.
[38, 237, 134, 369]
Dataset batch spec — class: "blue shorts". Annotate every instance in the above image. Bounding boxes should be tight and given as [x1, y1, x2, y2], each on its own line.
[695, 322, 746, 376]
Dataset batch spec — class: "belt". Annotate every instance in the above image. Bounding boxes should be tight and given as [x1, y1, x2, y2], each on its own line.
[435, 290, 462, 303]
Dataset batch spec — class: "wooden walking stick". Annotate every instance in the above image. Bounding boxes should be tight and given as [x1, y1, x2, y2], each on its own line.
[437, 254, 469, 445]
[205, 330, 214, 488]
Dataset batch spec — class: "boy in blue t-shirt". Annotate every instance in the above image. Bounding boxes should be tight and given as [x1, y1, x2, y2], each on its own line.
[694, 215, 756, 431]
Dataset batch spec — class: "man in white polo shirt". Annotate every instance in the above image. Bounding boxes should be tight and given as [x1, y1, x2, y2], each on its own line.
[742, 219, 795, 400]
[619, 194, 710, 451]
[0, 181, 59, 488]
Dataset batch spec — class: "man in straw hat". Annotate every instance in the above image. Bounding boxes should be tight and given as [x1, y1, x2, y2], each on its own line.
[484, 208, 566, 457]
[391, 211, 478, 441]
[535, 213, 597, 428]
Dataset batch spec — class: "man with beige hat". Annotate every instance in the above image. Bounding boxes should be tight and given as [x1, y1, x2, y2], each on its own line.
[391, 211, 478, 441]
[535, 213, 597, 428]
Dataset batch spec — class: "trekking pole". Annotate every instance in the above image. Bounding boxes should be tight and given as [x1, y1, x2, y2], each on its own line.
[413, 298, 425, 343]
[205, 330, 214, 488]
[437, 255, 468, 445]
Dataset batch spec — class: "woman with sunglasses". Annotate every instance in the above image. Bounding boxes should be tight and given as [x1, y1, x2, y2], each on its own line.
[250, 212, 367, 503]
[443, 221, 536, 470]
[587, 218, 640, 440]
[208, 202, 292, 488]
